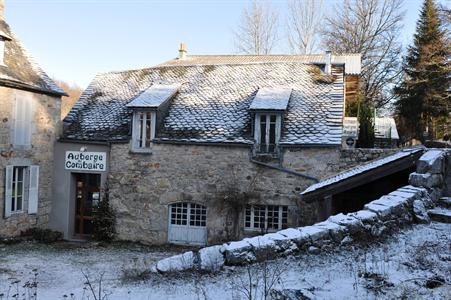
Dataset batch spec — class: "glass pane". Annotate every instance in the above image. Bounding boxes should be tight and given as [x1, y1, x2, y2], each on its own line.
[269, 122, 276, 153]
[145, 113, 152, 147]
[138, 113, 144, 147]
[16, 197, 22, 211]
[83, 219, 93, 235]
[282, 207, 288, 229]
[260, 115, 267, 152]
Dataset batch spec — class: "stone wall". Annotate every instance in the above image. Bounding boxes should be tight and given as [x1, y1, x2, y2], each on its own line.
[150, 149, 450, 273]
[0, 87, 61, 237]
[108, 143, 396, 245]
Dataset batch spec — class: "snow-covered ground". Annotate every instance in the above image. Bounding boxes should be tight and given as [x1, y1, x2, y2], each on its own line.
[1, 222, 450, 300]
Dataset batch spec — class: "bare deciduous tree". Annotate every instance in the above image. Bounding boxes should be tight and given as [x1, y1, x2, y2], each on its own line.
[323, 0, 405, 109]
[287, 0, 324, 54]
[53, 79, 83, 120]
[233, 0, 279, 55]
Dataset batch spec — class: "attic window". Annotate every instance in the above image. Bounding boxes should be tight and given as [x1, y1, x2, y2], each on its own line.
[127, 83, 180, 152]
[0, 30, 11, 66]
[132, 111, 155, 151]
[250, 87, 291, 155]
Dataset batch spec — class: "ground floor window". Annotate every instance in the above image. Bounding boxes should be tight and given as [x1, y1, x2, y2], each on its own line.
[4, 165, 39, 217]
[169, 202, 206, 227]
[244, 205, 288, 231]
[11, 166, 26, 212]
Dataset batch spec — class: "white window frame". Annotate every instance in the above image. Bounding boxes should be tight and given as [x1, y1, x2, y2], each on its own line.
[11, 166, 26, 213]
[254, 113, 282, 154]
[244, 205, 288, 232]
[169, 202, 207, 228]
[0, 37, 6, 66]
[4, 165, 39, 218]
[131, 110, 156, 152]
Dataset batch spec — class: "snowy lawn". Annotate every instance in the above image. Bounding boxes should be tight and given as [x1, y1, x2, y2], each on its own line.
[1, 222, 450, 300]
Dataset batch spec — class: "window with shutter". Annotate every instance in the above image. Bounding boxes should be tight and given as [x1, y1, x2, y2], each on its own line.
[254, 113, 282, 154]
[28, 165, 39, 214]
[131, 110, 156, 152]
[13, 96, 34, 148]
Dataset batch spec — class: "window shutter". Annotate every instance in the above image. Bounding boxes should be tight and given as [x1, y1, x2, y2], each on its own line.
[132, 112, 139, 149]
[254, 114, 261, 144]
[13, 96, 33, 147]
[28, 165, 39, 214]
[23, 98, 33, 146]
[4, 166, 13, 218]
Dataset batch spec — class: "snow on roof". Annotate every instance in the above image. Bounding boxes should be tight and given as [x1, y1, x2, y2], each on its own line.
[63, 62, 345, 144]
[301, 148, 424, 196]
[0, 19, 65, 96]
[343, 117, 399, 140]
[126, 83, 180, 108]
[160, 54, 361, 75]
[249, 87, 292, 111]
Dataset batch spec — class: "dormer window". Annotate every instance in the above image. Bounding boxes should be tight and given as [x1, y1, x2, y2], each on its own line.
[250, 87, 291, 156]
[132, 111, 155, 150]
[256, 113, 280, 153]
[0, 30, 12, 66]
[126, 83, 180, 152]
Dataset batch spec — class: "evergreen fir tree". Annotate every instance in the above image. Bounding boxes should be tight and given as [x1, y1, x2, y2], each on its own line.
[357, 95, 375, 148]
[92, 182, 116, 242]
[395, 0, 450, 142]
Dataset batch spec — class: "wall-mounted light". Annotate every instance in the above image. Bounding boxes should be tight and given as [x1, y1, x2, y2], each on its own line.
[80, 147, 87, 152]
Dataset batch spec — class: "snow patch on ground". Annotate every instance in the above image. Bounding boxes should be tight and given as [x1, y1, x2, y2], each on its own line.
[0, 223, 450, 299]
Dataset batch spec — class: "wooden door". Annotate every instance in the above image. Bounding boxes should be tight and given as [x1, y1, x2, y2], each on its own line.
[74, 173, 101, 237]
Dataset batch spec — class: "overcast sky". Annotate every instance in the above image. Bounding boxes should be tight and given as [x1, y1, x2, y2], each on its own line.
[4, 0, 447, 88]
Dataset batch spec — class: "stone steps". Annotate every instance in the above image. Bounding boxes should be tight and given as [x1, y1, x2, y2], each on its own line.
[428, 208, 451, 224]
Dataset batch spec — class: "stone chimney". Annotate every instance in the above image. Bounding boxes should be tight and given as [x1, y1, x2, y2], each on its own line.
[325, 50, 332, 74]
[0, 0, 4, 19]
[178, 42, 187, 60]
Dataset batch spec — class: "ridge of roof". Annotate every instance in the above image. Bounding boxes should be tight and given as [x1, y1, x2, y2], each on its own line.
[158, 53, 361, 74]
[93, 60, 326, 78]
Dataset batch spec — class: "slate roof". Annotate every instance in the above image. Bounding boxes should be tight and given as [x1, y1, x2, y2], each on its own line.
[63, 61, 346, 145]
[126, 83, 180, 108]
[0, 18, 66, 96]
[301, 148, 423, 196]
[160, 54, 361, 75]
[249, 87, 292, 111]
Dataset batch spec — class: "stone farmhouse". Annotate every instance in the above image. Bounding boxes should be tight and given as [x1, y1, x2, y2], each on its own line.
[0, 2, 66, 237]
[0, 1, 406, 247]
[49, 43, 384, 246]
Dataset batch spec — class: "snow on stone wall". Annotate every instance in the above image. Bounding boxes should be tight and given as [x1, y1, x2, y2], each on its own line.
[150, 149, 449, 274]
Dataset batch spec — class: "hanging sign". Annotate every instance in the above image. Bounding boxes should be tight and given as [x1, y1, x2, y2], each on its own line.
[65, 151, 107, 171]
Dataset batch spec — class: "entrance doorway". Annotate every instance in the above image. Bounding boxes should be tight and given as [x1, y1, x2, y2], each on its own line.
[74, 173, 101, 237]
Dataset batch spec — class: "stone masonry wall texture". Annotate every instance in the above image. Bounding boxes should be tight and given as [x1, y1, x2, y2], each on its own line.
[151, 149, 449, 273]
[108, 143, 395, 245]
[0, 87, 61, 237]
